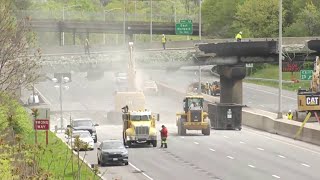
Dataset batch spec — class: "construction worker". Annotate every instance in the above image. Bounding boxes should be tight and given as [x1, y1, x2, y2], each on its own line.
[161, 34, 167, 50]
[287, 110, 293, 120]
[84, 38, 90, 55]
[235, 31, 242, 42]
[160, 125, 168, 148]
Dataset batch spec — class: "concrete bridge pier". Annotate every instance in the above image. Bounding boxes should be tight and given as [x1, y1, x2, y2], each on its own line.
[217, 65, 246, 104]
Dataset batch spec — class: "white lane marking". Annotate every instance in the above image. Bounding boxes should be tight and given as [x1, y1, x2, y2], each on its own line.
[194, 142, 199, 145]
[209, 148, 216, 152]
[98, 141, 154, 180]
[301, 163, 311, 167]
[260, 105, 265, 107]
[223, 136, 229, 138]
[248, 165, 255, 168]
[272, 175, 281, 179]
[227, 156, 234, 159]
[278, 155, 286, 159]
[244, 129, 320, 156]
[240, 141, 245, 144]
[129, 162, 154, 180]
[245, 86, 296, 100]
[180, 137, 185, 139]
[257, 147, 264, 151]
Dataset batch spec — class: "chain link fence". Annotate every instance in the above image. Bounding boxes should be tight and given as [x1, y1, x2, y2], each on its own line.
[16, 10, 199, 23]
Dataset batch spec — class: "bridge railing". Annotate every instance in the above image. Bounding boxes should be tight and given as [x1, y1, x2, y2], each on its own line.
[16, 10, 199, 23]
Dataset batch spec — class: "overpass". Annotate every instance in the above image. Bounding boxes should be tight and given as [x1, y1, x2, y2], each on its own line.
[29, 20, 200, 35]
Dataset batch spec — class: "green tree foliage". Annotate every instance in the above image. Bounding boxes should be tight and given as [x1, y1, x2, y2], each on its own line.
[0, 92, 32, 134]
[285, 2, 320, 36]
[233, 0, 281, 38]
[202, 0, 241, 37]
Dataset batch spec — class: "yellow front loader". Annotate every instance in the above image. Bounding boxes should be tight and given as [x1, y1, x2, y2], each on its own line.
[176, 95, 211, 136]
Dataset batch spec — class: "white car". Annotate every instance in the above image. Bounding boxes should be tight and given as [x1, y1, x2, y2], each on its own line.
[143, 80, 158, 94]
[67, 130, 94, 151]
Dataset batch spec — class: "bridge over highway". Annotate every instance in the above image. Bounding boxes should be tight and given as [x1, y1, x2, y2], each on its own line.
[28, 20, 200, 35]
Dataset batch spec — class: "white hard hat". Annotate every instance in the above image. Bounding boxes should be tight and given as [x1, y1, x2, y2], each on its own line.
[239, 31, 243, 34]
[162, 34, 165, 36]
[289, 110, 292, 112]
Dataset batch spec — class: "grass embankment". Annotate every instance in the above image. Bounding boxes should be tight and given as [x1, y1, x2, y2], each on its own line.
[0, 92, 100, 179]
[245, 64, 311, 92]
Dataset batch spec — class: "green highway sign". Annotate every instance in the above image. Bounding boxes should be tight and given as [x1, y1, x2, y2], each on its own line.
[180, 19, 192, 24]
[300, 70, 313, 80]
[175, 19, 193, 35]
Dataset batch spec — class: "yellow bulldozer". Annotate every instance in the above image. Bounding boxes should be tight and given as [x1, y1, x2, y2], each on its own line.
[176, 95, 211, 136]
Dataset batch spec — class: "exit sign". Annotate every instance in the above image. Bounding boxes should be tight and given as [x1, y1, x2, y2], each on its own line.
[300, 70, 313, 80]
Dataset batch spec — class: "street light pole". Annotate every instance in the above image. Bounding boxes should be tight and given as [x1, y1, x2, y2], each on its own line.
[199, 0, 202, 41]
[198, 65, 202, 94]
[62, 7, 65, 46]
[59, 76, 63, 129]
[123, 0, 126, 46]
[150, 0, 153, 42]
[277, 0, 283, 119]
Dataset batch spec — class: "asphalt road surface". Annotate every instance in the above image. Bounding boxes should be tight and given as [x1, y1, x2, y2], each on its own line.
[142, 69, 297, 113]
[35, 71, 320, 180]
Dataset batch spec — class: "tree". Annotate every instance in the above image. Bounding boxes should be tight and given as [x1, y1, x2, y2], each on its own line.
[0, 0, 40, 95]
[202, 0, 242, 38]
[285, 2, 320, 36]
[233, 0, 281, 38]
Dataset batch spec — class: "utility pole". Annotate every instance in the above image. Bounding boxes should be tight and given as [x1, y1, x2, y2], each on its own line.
[123, 0, 126, 46]
[277, 0, 283, 119]
[150, 0, 153, 42]
[59, 76, 63, 129]
[198, 65, 202, 94]
[199, 0, 202, 41]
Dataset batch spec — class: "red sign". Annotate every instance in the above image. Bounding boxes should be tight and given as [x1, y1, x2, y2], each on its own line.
[34, 119, 50, 130]
[282, 62, 300, 72]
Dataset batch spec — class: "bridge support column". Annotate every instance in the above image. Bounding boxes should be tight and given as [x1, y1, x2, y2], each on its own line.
[217, 65, 246, 104]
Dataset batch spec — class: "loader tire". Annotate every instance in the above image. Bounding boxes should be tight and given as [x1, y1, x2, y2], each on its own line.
[179, 118, 186, 136]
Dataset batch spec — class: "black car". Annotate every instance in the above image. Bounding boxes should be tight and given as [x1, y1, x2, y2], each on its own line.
[97, 140, 129, 166]
[69, 118, 99, 143]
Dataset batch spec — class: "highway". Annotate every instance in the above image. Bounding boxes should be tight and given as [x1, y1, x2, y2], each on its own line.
[142, 69, 297, 113]
[32, 69, 320, 180]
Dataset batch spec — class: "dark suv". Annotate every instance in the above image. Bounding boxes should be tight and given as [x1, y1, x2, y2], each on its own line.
[69, 118, 99, 143]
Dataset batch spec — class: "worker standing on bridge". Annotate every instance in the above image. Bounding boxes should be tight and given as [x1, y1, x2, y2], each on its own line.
[235, 31, 242, 42]
[160, 125, 168, 148]
[84, 38, 90, 55]
[286, 110, 293, 120]
[161, 34, 167, 50]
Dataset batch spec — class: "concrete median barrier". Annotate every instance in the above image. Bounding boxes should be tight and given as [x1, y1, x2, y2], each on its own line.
[157, 81, 320, 146]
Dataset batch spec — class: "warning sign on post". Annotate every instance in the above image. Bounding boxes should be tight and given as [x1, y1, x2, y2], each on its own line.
[34, 119, 50, 130]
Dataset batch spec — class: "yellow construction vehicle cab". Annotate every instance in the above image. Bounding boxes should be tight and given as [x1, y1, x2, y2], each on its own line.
[176, 95, 211, 135]
[122, 106, 159, 147]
